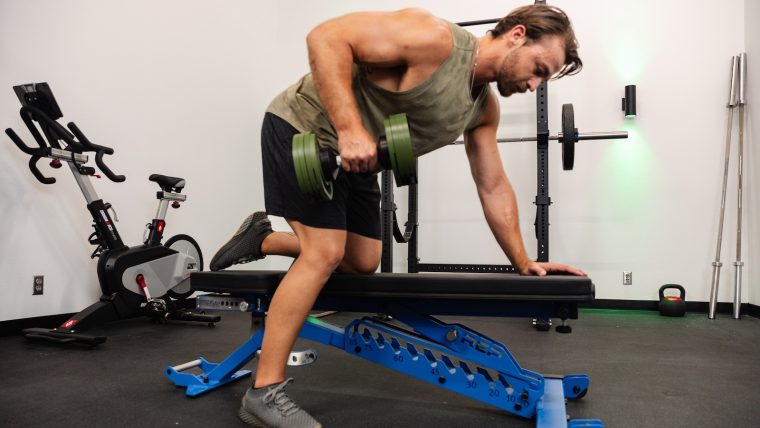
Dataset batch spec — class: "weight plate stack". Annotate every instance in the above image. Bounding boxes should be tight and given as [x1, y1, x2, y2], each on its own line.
[292, 132, 333, 200]
[384, 113, 416, 186]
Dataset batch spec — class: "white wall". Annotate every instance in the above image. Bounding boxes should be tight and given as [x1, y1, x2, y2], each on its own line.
[400, 0, 748, 304]
[747, 0, 760, 305]
[0, 0, 751, 322]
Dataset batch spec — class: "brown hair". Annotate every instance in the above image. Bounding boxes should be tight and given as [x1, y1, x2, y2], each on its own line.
[491, 4, 582, 79]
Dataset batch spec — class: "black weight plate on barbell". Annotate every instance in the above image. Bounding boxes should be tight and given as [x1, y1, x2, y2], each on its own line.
[561, 103, 576, 170]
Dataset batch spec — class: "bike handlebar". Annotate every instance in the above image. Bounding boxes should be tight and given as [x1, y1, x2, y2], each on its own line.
[67, 122, 113, 155]
[4, 127, 55, 184]
[6, 104, 126, 184]
[5, 126, 40, 156]
[94, 149, 125, 182]
[66, 122, 124, 182]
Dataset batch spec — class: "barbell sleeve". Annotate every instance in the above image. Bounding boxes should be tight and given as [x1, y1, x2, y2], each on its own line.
[728, 55, 739, 107]
[738, 52, 747, 106]
[563, 131, 629, 141]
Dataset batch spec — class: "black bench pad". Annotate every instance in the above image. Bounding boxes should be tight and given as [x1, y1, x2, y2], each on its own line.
[191, 271, 594, 303]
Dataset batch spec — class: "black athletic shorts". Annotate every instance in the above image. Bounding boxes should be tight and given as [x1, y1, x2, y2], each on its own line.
[261, 113, 381, 240]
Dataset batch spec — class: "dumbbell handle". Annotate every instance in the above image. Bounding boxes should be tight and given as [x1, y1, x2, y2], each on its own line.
[321, 137, 393, 177]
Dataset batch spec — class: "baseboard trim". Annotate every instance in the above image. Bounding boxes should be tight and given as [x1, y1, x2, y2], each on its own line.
[0, 297, 200, 337]
[0, 313, 75, 337]
[582, 300, 760, 317]
[746, 303, 760, 318]
[2, 300, 758, 337]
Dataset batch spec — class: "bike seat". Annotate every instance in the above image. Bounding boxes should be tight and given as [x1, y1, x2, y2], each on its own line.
[149, 174, 185, 192]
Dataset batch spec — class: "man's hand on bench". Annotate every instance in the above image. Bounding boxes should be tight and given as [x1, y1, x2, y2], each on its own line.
[523, 262, 587, 277]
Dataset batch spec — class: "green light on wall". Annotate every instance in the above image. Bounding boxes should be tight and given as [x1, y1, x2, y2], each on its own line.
[595, 122, 657, 219]
[610, 43, 648, 83]
[598, 5, 653, 84]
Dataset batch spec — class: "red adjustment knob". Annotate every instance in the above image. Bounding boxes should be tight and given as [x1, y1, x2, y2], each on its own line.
[50, 159, 62, 169]
[171, 201, 181, 209]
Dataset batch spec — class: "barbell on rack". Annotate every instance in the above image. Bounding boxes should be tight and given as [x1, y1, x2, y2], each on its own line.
[294, 103, 628, 200]
[453, 104, 629, 170]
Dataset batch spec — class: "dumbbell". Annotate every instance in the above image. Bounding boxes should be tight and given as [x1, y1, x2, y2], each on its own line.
[292, 113, 416, 201]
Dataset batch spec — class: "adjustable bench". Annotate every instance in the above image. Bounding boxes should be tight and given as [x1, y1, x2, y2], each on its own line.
[165, 271, 602, 428]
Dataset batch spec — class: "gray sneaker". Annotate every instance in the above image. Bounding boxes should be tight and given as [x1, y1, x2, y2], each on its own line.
[210, 212, 273, 271]
[239, 378, 321, 428]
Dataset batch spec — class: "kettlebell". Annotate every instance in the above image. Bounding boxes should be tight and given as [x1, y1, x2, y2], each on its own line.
[658, 284, 686, 317]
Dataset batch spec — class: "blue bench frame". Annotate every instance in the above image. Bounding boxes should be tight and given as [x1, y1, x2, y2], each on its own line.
[165, 271, 603, 428]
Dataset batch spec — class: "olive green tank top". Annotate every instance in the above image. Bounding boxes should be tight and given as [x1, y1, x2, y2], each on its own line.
[267, 21, 490, 157]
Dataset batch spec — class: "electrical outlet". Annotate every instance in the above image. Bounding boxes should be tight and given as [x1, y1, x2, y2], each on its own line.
[33, 275, 44, 295]
[623, 271, 632, 286]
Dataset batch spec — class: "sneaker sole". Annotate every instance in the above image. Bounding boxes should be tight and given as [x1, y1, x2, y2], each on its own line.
[238, 406, 268, 427]
[238, 406, 322, 428]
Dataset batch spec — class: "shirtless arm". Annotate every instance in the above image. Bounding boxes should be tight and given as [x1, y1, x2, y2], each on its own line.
[306, 9, 451, 172]
[464, 91, 586, 276]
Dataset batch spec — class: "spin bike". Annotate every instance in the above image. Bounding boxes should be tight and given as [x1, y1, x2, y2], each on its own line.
[5, 82, 220, 346]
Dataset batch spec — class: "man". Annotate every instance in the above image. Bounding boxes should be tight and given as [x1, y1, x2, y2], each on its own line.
[211, 5, 585, 427]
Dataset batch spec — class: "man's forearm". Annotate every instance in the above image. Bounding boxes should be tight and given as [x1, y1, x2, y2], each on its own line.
[479, 186, 532, 273]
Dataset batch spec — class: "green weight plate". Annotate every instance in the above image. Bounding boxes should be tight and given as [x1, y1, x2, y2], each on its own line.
[384, 113, 416, 186]
[295, 134, 317, 195]
[393, 114, 416, 185]
[293, 133, 317, 197]
[561, 103, 576, 171]
[387, 114, 414, 183]
[292, 133, 310, 194]
[306, 138, 333, 200]
[292, 132, 333, 200]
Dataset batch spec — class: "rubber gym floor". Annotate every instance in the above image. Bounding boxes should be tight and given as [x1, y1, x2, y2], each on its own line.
[0, 309, 758, 428]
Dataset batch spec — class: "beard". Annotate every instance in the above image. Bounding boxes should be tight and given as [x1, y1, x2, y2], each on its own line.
[495, 52, 528, 97]
[496, 79, 527, 97]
